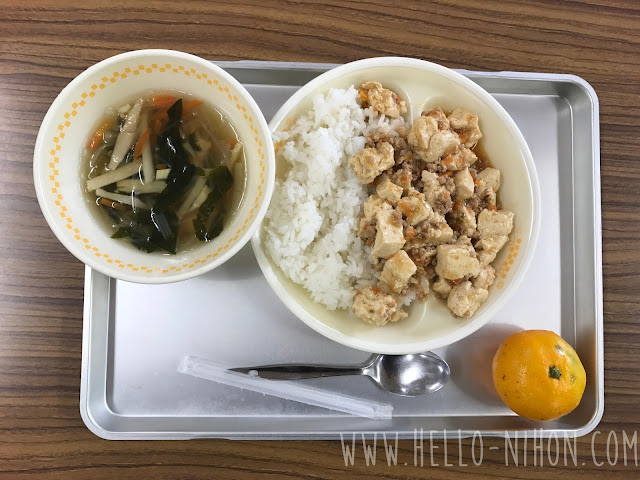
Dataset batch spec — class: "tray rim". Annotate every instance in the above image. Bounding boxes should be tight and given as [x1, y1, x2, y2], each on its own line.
[79, 62, 603, 440]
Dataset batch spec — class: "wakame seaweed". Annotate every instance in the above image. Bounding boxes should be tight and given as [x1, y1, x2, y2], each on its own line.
[156, 99, 186, 170]
[153, 99, 196, 215]
[149, 210, 179, 254]
[193, 166, 233, 242]
[108, 208, 178, 254]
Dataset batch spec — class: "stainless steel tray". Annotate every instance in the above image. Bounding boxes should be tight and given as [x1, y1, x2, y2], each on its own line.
[80, 61, 603, 440]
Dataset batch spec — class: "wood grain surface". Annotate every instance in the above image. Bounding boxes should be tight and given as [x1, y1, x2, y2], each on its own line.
[0, 0, 638, 478]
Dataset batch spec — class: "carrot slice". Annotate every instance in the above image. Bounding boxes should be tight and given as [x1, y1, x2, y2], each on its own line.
[87, 118, 112, 150]
[133, 129, 151, 158]
[151, 95, 177, 106]
[182, 99, 203, 112]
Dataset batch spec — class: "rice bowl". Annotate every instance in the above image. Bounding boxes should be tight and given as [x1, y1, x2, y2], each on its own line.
[252, 57, 540, 354]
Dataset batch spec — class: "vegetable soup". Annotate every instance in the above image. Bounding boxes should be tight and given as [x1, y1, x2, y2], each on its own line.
[82, 92, 246, 254]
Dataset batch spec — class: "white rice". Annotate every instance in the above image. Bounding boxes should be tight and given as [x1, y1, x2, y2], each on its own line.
[263, 86, 407, 310]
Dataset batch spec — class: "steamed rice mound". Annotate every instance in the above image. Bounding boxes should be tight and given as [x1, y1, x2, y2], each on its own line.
[263, 86, 405, 310]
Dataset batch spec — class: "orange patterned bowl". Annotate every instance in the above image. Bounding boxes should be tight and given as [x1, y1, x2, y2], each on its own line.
[33, 50, 275, 283]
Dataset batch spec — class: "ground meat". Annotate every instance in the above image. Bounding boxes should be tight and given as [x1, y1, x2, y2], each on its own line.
[393, 149, 414, 166]
[438, 175, 455, 194]
[466, 195, 481, 213]
[359, 221, 376, 240]
[424, 162, 439, 173]
[423, 264, 436, 280]
[367, 131, 409, 153]
[391, 143, 422, 172]
[410, 159, 424, 183]
[406, 247, 436, 268]
[466, 193, 494, 216]
[389, 163, 413, 192]
[433, 192, 453, 216]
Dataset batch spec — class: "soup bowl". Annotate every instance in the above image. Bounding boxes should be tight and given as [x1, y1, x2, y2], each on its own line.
[252, 57, 541, 354]
[34, 50, 275, 283]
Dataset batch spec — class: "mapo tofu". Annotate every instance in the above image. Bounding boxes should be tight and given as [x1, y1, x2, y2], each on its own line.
[350, 84, 514, 324]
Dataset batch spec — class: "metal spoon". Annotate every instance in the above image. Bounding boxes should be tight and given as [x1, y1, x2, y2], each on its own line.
[229, 352, 450, 397]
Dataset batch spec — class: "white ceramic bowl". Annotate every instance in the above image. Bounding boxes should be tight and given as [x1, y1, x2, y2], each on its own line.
[34, 50, 275, 283]
[252, 57, 541, 354]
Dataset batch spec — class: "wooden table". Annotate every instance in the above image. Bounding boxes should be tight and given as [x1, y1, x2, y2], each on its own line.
[1, 1, 638, 478]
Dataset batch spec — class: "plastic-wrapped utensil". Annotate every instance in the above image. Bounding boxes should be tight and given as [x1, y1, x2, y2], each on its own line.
[178, 355, 394, 420]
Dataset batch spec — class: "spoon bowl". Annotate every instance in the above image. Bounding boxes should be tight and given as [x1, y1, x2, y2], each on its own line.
[366, 353, 450, 396]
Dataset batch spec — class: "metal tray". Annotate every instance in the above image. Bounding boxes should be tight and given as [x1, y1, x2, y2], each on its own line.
[80, 61, 603, 440]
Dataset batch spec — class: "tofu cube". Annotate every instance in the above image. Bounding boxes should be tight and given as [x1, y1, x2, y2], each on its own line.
[456, 234, 474, 248]
[349, 142, 395, 184]
[477, 209, 514, 237]
[425, 130, 460, 163]
[372, 209, 405, 258]
[408, 116, 438, 154]
[362, 81, 407, 119]
[376, 176, 403, 205]
[475, 234, 509, 266]
[423, 222, 454, 245]
[421, 170, 450, 210]
[473, 265, 496, 289]
[380, 250, 417, 293]
[454, 168, 474, 200]
[477, 168, 501, 192]
[435, 243, 481, 280]
[447, 281, 489, 318]
[442, 147, 477, 171]
[397, 192, 432, 226]
[432, 276, 452, 298]
[447, 108, 482, 148]
[422, 170, 439, 190]
[352, 286, 398, 326]
[363, 195, 392, 222]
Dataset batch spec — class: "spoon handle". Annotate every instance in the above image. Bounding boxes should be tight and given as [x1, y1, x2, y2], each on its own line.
[229, 365, 365, 380]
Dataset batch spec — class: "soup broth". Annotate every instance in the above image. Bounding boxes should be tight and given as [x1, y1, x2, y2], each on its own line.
[81, 91, 246, 255]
